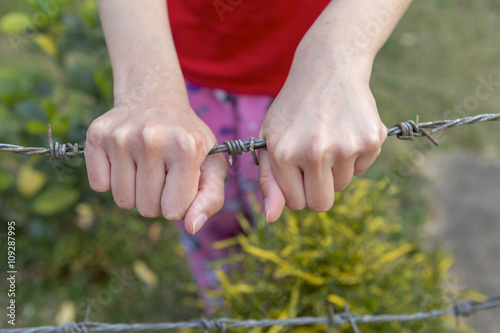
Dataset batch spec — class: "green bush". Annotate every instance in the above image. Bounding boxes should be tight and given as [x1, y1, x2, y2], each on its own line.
[210, 178, 472, 332]
[0, 1, 198, 326]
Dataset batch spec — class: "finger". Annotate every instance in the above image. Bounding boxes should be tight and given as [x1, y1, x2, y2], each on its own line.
[184, 153, 227, 234]
[353, 149, 381, 176]
[135, 158, 166, 217]
[303, 165, 334, 212]
[84, 143, 111, 192]
[258, 149, 286, 222]
[332, 161, 355, 193]
[109, 150, 137, 209]
[161, 156, 201, 222]
[270, 157, 306, 211]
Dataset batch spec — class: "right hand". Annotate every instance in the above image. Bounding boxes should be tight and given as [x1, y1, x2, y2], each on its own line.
[84, 101, 227, 234]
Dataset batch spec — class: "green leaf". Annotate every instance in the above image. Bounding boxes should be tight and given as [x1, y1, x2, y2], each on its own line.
[32, 187, 80, 215]
[25, 119, 48, 135]
[133, 260, 159, 288]
[14, 101, 46, 122]
[81, 0, 99, 27]
[0, 171, 14, 194]
[0, 12, 33, 34]
[327, 294, 346, 308]
[0, 68, 33, 104]
[17, 165, 47, 197]
[93, 67, 113, 101]
[34, 33, 57, 57]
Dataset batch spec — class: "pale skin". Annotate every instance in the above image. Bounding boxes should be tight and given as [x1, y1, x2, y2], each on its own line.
[85, 0, 413, 234]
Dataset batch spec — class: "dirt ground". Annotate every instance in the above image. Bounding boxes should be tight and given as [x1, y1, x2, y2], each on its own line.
[420, 151, 500, 333]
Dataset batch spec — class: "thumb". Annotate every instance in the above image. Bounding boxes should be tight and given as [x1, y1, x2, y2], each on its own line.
[184, 153, 227, 235]
[258, 148, 285, 223]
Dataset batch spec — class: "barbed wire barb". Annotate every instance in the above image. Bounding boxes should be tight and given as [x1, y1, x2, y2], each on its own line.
[0, 113, 498, 166]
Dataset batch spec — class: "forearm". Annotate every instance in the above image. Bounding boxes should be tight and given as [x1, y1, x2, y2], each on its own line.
[97, 0, 186, 105]
[261, 1, 406, 218]
[297, 0, 412, 79]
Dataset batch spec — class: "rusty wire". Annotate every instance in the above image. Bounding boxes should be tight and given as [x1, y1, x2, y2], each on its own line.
[0, 113, 498, 165]
[1, 294, 499, 333]
[0, 114, 499, 332]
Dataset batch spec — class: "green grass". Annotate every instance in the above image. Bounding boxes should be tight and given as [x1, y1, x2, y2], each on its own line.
[373, 0, 500, 166]
[369, 1, 500, 231]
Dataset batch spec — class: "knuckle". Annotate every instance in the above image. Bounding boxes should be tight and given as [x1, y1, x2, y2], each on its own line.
[137, 206, 161, 218]
[115, 198, 135, 210]
[272, 144, 295, 164]
[162, 202, 188, 221]
[379, 126, 388, 142]
[354, 166, 369, 176]
[89, 181, 109, 193]
[162, 211, 185, 222]
[330, 145, 354, 164]
[179, 134, 198, 153]
[141, 125, 166, 152]
[360, 132, 383, 152]
[305, 147, 322, 164]
[353, 170, 363, 176]
[111, 125, 133, 147]
[86, 123, 106, 147]
[214, 197, 224, 212]
[306, 143, 332, 165]
[308, 202, 333, 213]
[172, 128, 206, 159]
[286, 199, 306, 211]
[207, 191, 224, 212]
[335, 180, 351, 192]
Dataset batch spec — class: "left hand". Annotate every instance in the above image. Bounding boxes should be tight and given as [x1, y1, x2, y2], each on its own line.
[258, 46, 387, 222]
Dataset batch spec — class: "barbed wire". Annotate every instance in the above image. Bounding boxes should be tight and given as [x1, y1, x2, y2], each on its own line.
[0, 113, 498, 165]
[1, 113, 499, 332]
[1, 294, 499, 333]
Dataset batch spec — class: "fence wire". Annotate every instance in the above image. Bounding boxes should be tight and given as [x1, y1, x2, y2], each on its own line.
[0, 113, 498, 164]
[1, 294, 500, 333]
[1, 113, 499, 333]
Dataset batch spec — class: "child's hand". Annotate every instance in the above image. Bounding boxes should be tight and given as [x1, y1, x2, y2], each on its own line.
[258, 49, 386, 222]
[257, 0, 412, 222]
[84, 102, 227, 234]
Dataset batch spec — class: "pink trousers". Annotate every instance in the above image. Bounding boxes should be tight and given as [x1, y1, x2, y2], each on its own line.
[176, 82, 273, 291]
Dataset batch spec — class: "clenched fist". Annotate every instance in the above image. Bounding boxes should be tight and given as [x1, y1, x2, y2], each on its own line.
[84, 101, 227, 234]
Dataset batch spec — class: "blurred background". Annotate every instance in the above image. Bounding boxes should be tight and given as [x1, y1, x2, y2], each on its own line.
[0, 0, 499, 332]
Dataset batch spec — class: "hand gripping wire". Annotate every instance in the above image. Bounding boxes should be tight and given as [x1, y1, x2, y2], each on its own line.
[1, 113, 499, 164]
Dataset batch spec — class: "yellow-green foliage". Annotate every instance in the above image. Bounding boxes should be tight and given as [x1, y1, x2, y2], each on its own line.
[211, 178, 462, 333]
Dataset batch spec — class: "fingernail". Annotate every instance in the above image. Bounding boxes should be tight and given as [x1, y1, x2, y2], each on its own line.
[192, 213, 207, 235]
[264, 198, 270, 223]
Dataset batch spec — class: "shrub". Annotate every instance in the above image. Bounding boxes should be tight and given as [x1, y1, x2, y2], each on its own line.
[210, 178, 468, 332]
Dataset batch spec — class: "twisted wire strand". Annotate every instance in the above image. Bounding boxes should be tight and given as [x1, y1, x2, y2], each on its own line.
[0, 114, 497, 333]
[0, 113, 498, 165]
[223, 137, 259, 165]
[1, 294, 499, 333]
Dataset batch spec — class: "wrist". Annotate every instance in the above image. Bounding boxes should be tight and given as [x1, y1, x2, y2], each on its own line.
[295, 2, 388, 83]
[294, 34, 374, 85]
[112, 62, 188, 109]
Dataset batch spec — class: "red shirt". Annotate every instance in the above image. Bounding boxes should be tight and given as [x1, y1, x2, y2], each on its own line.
[168, 1, 330, 97]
